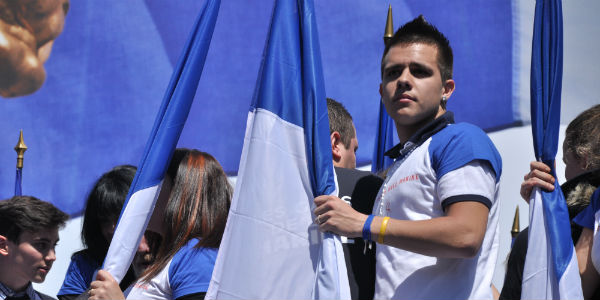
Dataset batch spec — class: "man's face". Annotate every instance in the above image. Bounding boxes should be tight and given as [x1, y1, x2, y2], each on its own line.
[337, 127, 358, 169]
[132, 231, 158, 277]
[380, 43, 453, 135]
[4, 228, 59, 289]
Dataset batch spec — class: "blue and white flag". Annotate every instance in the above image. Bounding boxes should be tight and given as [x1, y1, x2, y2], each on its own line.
[206, 0, 349, 298]
[102, 0, 221, 283]
[521, 0, 583, 299]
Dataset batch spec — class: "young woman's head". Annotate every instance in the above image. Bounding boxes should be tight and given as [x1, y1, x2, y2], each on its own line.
[81, 165, 136, 263]
[142, 149, 232, 281]
[563, 104, 600, 180]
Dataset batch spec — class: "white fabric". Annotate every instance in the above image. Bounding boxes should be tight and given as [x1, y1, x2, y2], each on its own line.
[591, 210, 600, 275]
[125, 260, 172, 300]
[373, 139, 499, 300]
[521, 188, 583, 300]
[206, 109, 349, 299]
[103, 184, 161, 282]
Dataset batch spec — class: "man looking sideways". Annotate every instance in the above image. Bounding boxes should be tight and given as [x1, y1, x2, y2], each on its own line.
[0, 196, 68, 300]
[314, 16, 502, 299]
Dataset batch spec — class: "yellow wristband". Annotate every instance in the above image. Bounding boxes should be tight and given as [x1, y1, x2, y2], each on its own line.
[378, 217, 390, 244]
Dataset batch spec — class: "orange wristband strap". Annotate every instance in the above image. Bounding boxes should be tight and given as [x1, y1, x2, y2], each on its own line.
[378, 217, 390, 244]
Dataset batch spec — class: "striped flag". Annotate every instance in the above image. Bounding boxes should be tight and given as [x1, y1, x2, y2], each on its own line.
[521, 0, 583, 299]
[101, 0, 221, 283]
[206, 0, 349, 298]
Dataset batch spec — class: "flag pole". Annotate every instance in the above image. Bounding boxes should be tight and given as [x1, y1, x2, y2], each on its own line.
[14, 130, 27, 196]
[384, 5, 393, 45]
[371, 5, 395, 174]
[511, 206, 520, 239]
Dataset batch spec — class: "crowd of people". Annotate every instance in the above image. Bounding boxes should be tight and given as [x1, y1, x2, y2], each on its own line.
[0, 15, 598, 300]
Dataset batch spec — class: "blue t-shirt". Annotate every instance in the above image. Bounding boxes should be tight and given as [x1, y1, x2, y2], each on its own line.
[125, 238, 217, 300]
[169, 239, 217, 299]
[58, 253, 99, 296]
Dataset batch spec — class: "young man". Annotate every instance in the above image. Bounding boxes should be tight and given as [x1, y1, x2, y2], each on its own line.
[314, 16, 502, 299]
[0, 196, 69, 300]
[327, 97, 383, 300]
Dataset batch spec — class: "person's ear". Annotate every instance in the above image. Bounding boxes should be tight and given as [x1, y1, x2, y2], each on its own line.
[442, 79, 455, 101]
[579, 154, 589, 171]
[0, 235, 9, 256]
[379, 83, 383, 98]
[331, 132, 342, 161]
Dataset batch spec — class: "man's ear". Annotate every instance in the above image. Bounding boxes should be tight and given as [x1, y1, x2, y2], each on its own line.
[442, 79, 455, 100]
[0, 235, 9, 256]
[331, 132, 342, 162]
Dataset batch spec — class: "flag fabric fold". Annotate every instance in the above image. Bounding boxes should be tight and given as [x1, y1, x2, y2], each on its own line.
[101, 0, 221, 283]
[521, 0, 583, 299]
[371, 101, 396, 174]
[206, 0, 349, 298]
[14, 168, 22, 196]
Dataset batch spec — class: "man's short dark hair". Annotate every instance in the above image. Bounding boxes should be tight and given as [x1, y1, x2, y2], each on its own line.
[381, 15, 453, 84]
[327, 97, 355, 149]
[0, 196, 68, 243]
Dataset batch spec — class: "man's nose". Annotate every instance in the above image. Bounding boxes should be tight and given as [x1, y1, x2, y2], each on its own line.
[137, 235, 150, 253]
[46, 248, 56, 262]
[396, 69, 412, 90]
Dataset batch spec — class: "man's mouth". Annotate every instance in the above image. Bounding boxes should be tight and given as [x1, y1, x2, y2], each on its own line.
[393, 93, 415, 102]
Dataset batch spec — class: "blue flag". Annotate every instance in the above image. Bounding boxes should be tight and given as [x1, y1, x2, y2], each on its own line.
[521, 0, 583, 298]
[102, 0, 221, 283]
[206, 0, 349, 298]
[371, 101, 396, 174]
[14, 169, 22, 196]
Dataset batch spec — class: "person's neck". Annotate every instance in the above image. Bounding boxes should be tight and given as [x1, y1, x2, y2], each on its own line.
[0, 270, 29, 293]
[395, 109, 446, 144]
[0, 279, 29, 293]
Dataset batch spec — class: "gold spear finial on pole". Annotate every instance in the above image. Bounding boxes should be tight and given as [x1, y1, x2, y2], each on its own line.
[384, 4, 394, 45]
[511, 206, 520, 238]
[14, 130, 27, 169]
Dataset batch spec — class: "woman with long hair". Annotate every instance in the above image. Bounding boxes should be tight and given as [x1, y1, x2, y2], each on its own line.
[89, 149, 232, 300]
[58, 165, 139, 300]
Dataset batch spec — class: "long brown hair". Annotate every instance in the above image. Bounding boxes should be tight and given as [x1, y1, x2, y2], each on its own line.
[141, 148, 232, 281]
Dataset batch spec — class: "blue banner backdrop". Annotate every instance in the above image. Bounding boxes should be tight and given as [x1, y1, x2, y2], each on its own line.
[0, 0, 513, 216]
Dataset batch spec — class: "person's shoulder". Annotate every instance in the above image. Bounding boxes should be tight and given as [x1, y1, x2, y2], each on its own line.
[36, 289, 57, 300]
[69, 251, 100, 271]
[335, 167, 383, 194]
[172, 239, 218, 266]
[430, 122, 502, 179]
[438, 122, 491, 141]
[335, 167, 381, 181]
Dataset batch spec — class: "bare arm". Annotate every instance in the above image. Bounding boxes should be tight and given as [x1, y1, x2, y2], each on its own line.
[314, 196, 489, 258]
[576, 228, 600, 299]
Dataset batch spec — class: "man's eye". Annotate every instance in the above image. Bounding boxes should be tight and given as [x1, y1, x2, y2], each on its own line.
[34, 242, 49, 251]
[385, 69, 400, 79]
[411, 68, 431, 78]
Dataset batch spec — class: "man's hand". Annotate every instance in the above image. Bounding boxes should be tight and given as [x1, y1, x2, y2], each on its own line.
[313, 195, 367, 238]
[89, 270, 126, 300]
[520, 161, 555, 202]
